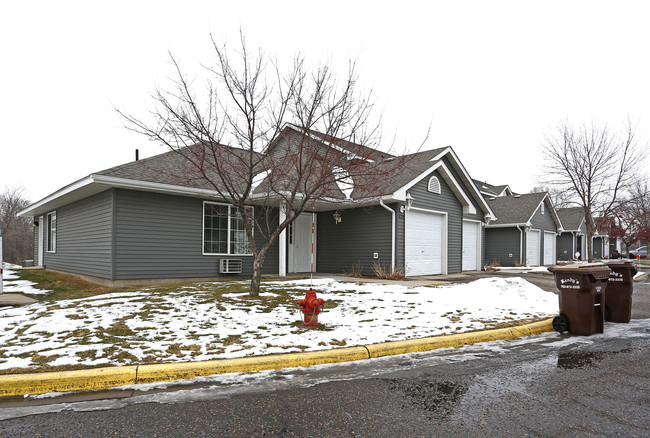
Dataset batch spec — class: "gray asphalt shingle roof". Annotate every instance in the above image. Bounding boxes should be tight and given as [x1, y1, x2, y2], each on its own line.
[472, 179, 510, 197]
[94, 127, 451, 201]
[556, 207, 585, 231]
[486, 192, 548, 225]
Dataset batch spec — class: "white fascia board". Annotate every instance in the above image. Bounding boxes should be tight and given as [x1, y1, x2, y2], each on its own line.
[18, 175, 226, 218]
[91, 174, 222, 198]
[18, 176, 95, 217]
[393, 161, 477, 215]
[431, 147, 496, 220]
[486, 222, 529, 228]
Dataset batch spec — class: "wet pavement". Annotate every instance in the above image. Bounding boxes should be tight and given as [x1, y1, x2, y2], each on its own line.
[1, 274, 648, 437]
[1, 318, 648, 436]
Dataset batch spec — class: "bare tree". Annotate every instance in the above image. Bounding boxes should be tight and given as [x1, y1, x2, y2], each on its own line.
[541, 119, 646, 262]
[118, 34, 414, 296]
[607, 178, 650, 256]
[0, 186, 33, 264]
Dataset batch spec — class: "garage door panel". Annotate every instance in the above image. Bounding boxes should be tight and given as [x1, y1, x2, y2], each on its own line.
[406, 211, 443, 276]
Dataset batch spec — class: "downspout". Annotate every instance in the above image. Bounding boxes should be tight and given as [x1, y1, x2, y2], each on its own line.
[379, 200, 396, 271]
[516, 225, 524, 265]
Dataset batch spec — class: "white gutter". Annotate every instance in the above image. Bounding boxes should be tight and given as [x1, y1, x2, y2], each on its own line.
[516, 225, 524, 264]
[379, 200, 396, 271]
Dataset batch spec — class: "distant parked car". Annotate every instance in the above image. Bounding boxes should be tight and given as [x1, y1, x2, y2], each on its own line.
[629, 246, 648, 258]
[609, 249, 625, 259]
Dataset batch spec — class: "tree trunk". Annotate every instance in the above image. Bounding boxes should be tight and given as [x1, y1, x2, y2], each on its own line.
[249, 251, 267, 297]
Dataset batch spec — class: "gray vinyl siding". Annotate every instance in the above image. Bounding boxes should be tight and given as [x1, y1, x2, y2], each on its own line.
[316, 205, 393, 276]
[409, 169, 463, 274]
[426, 160, 488, 271]
[485, 228, 521, 267]
[42, 190, 113, 278]
[113, 189, 278, 280]
[529, 199, 558, 264]
[440, 156, 489, 222]
[557, 233, 574, 261]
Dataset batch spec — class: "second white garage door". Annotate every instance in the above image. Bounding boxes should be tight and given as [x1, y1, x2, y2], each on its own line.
[405, 210, 444, 276]
[526, 229, 540, 266]
[543, 231, 556, 265]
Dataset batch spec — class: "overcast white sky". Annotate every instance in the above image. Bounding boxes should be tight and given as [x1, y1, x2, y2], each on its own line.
[2, 1, 649, 203]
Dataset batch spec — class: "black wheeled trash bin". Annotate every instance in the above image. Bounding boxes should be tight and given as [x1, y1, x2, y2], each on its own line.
[603, 260, 638, 323]
[548, 263, 610, 336]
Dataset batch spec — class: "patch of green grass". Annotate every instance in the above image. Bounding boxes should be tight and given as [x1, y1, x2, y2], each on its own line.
[16, 270, 135, 301]
[76, 349, 97, 360]
[31, 353, 61, 366]
[103, 321, 135, 337]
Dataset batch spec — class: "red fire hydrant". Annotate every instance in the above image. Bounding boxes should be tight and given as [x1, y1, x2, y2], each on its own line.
[297, 289, 325, 327]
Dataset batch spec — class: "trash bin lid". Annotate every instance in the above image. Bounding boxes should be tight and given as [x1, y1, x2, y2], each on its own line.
[548, 263, 611, 278]
[548, 262, 607, 271]
[605, 259, 638, 275]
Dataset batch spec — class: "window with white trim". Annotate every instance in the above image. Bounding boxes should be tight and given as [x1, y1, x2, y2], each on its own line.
[428, 176, 441, 194]
[541, 203, 545, 215]
[47, 211, 57, 252]
[203, 202, 254, 255]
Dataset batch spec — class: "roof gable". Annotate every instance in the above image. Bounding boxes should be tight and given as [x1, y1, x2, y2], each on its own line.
[487, 192, 562, 229]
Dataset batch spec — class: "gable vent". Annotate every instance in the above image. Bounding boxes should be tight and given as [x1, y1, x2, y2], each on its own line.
[428, 176, 441, 194]
[219, 259, 242, 274]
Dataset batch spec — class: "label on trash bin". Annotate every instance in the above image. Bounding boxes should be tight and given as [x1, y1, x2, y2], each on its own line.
[609, 271, 624, 282]
[560, 278, 580, 289]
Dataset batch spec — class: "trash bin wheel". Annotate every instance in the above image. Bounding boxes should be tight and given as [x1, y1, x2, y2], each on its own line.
[552, 315, 569, 333]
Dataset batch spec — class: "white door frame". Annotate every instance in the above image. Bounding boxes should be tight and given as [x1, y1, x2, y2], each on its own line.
[288, 213, 316, 273]
[37, 215, 44, 267]
[462, 219, 482, 271]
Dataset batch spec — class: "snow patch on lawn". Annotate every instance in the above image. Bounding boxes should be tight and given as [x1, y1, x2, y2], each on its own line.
[1, 267, 52, 295]
[0, 276, 558, 371]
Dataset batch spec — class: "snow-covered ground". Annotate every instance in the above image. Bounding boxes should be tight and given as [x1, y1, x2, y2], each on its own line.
[0, 267, 559, 371]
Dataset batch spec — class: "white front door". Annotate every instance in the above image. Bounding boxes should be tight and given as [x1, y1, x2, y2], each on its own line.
[526, 229, 540, 266]
[543, 231, 556, 265]
[289, 213, 315, 273]
[462, 220, 480, 271]
[405, 210, 444, 276]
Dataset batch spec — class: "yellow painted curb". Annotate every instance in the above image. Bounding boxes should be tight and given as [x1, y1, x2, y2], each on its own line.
[136, 346, 370, 384]
[365, 318, 554, 358]
[0, 318, 554, 398]
[0, 366, 138, 398]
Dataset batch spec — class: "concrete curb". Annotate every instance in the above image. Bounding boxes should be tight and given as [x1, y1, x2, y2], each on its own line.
[0, 318, 554, 398]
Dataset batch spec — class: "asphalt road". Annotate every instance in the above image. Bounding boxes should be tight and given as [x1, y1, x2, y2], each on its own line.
[1, 277, 648, 437]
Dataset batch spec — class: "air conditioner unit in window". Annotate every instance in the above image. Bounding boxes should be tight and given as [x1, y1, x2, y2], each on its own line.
[219, 259, 242, 274]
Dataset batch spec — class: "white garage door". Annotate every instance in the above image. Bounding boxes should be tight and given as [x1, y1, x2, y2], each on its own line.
[406, 210, 443, 276]
[526, 229, 540, 266]
[543, 232, 555, 265]
[462, 221, 479, 271]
